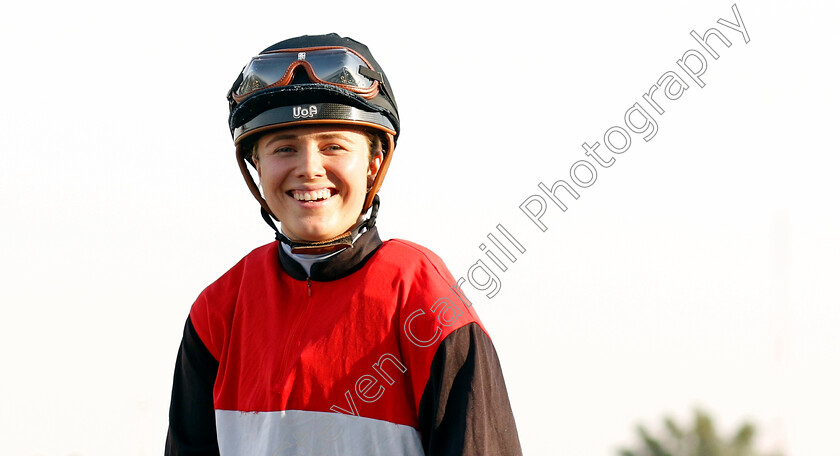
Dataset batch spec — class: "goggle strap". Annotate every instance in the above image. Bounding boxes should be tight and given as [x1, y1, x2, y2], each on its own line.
[227, 70, 245, 110]
[357, 66, 382, 82]
[357, 66, 397, 108]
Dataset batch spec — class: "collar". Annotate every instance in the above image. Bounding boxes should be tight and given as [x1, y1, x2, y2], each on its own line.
[263, 195, 381, 255]
[280, 243, 344, 276]
[278, 226, 383, 281]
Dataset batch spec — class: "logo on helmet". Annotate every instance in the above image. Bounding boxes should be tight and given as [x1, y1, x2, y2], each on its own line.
[293, 105, 318, 119]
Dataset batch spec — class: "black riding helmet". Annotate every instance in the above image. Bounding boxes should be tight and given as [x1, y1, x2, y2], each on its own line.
[227, 34, 400, 253]
[228, 33, 400, 146]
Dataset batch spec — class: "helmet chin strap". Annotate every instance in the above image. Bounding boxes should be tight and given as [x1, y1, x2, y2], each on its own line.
[261, 194, 380, 255]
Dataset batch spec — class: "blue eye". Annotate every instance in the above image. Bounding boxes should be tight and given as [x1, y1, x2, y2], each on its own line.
[324, 144, 344, 152]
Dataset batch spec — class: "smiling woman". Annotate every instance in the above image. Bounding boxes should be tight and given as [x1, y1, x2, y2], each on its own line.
[252, 125, 382, 242]
[164, 33, 522, 456]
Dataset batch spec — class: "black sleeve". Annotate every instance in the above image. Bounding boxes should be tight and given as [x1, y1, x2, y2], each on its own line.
[165, 317, 221, 456]
[417, 322, 523, 456]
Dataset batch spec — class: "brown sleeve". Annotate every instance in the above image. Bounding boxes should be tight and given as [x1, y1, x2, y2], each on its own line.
[165, 317, 220, 456]
[417, 322, 523, 456]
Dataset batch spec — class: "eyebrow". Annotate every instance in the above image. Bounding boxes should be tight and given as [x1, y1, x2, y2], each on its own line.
[263, 132, 353, 148]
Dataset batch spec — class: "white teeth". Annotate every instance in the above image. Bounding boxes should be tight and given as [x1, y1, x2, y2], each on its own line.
[293, 189, 331, 201]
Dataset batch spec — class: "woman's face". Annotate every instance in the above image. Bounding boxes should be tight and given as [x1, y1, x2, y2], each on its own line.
[253, 124, 381, 242]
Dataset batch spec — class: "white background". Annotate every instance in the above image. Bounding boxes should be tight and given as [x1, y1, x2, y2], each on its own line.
[1, 1, 837, 455]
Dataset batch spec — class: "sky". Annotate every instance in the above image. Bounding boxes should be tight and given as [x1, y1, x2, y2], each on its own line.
[1, 1, 838, 455]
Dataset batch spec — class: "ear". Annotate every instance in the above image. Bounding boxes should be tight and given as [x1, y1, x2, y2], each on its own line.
[252, 154, 262, 179]
[368, 151, 383, 187]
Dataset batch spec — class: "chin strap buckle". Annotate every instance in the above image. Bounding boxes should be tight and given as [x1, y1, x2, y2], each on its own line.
[364, 194, 380, 230]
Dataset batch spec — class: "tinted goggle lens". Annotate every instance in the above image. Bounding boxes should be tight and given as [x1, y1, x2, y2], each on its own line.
[234, 48, 376, 99]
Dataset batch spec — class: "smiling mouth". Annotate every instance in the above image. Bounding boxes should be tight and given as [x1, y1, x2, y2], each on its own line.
[288, 188, 335, 202]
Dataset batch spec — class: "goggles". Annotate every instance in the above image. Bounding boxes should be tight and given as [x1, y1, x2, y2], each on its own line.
[231, 46, 382, 102]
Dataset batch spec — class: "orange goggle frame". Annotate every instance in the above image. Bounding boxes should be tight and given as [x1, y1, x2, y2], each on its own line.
[231, 46, 381, 102]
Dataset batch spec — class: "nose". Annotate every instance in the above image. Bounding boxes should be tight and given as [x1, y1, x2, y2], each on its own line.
[296, 144, 325, 179]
